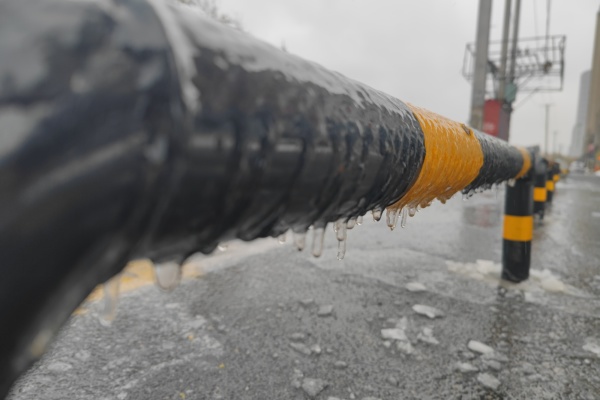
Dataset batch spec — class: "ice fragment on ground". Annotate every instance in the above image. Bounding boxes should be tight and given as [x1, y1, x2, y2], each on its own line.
[301, 378, 329, 398]
[483, 359, 502, 371]
[477, 373, 501, 390]
[291, 369, 304, 389]
[483, 352, 509, 363]
[417, 327, 439, 345]
[290, 342, 312, 356]
[583, 338, 600, 356]
[395, 316, 409, 329]
[310, 344, 322, 355]
[396, 340, 414, 354]
[317, 305, 334, 317]
[381, 328, 408, 341]
[540, 276, 566, 292]
[289, 332, 306, 341]
[47, 361, 73, 372]
[299, 298, 315, 307]
[333, 361, 348, 369]
[412, 304, 444, 319]
[455, 362, 478, 373]
[467, 340, 494, 354]
[405, 282, 427, 292]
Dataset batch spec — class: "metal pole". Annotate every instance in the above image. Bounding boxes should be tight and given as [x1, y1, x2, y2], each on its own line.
[469, 0, 493, 130]
[544, 104, 551, 155]
[498, 0, 512, 100]
[508, 0, 521, 83]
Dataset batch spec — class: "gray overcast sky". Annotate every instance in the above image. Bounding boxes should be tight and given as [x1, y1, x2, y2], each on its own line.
[216, 0, 599, 152]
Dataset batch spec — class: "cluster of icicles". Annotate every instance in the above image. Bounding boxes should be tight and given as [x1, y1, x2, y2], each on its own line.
[98, 205, 422, 324]
[96, 183, 509, 325]
[277, 205, 419, 261]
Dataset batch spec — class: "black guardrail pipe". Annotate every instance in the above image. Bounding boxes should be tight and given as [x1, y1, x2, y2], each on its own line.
[0, 0, 532, 395]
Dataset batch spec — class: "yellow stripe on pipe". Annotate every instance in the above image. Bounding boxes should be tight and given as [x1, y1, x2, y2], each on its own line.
[546, 180, 555, 191]
[553, 174, 560, 182]
[514, 147, 532, 179]
[389, 105, 484, 210]
[533, 187, 547, 202]
[503, 215, 533, 242]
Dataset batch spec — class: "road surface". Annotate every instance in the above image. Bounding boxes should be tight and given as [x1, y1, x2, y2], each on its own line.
[7, 175, 600, 399]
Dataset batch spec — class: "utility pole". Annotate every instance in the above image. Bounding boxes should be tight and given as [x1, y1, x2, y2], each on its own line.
[497, 0, 512, 101]
[544, 104, 553, 156]
[508, 0, 521, 84]
[469, 0, 493, 130]
[553, 130, 559, 155]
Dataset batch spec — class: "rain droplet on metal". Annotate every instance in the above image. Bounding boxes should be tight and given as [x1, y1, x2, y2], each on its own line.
[293, 231, 306, 251]
[278, 233, 287, 244]
[154, 261, 182, 291]
[100, 275, 121, 325]
[346, 217, 357, 230]
[337, 237, 346, 260]
[408, 206, 417, 217]
[336, 220, 347, 241]
[356, 215, 363, 225]
[401, 207, 408, 228]
[372, 208, 383, 221]
[507, 179, 516, 187]
[217, 243, 228, 251]
[312, 227, 325, 258]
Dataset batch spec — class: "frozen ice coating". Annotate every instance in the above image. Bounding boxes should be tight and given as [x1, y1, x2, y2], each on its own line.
[388, 106, 484, 211]
[0, 0, 539, 393]
[161, 2, 414, 116]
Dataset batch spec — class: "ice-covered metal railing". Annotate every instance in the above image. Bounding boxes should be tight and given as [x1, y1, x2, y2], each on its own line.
[0, 0, 532, 396]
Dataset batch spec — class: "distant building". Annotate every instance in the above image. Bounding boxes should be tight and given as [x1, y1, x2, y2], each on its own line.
[569, 71, 591, 158]
[584, 8, 600, 168]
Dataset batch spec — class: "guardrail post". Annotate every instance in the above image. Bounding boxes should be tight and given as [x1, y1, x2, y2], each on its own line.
[533, 158, 548, 219]
[552, 163, 560, 186]
[546, 161, 555, 204]
[502, 153, 535, 282]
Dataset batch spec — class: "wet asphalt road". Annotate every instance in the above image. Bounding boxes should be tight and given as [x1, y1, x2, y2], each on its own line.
[8, 175, 600, 400]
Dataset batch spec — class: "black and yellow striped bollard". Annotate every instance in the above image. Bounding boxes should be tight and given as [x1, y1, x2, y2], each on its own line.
[502, 153, 534, 283]
[533, 158, 547, 219]
[546, 162, 555, 204]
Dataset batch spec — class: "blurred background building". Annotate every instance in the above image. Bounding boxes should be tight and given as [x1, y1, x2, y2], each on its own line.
[569, 71, 590, 158]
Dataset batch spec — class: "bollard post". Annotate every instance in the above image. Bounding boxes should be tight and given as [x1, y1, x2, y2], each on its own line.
[502, 153, 535, 282]
[552, 163, 560, 184]
[546, 161, 555, 204]
[533, 158, 547, 219]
